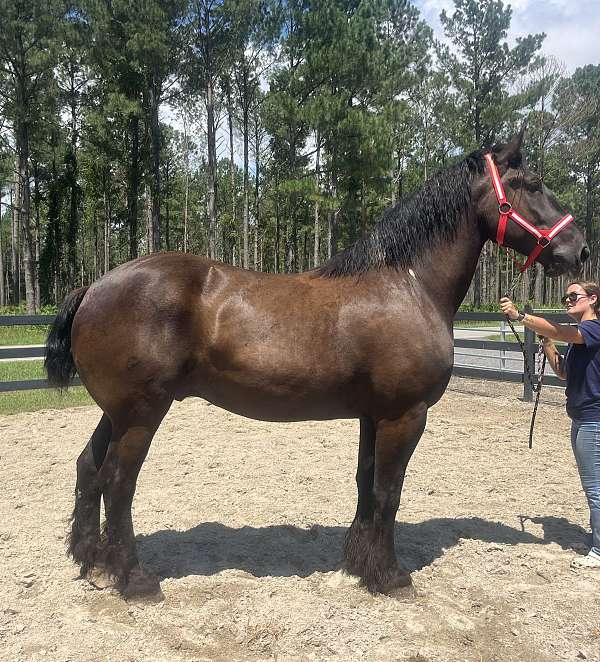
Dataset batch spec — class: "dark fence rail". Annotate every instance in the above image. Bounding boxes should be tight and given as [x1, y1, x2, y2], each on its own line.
[0, 310, 572, 398]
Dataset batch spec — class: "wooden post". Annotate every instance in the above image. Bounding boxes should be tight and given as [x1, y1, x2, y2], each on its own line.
[523, 304, 535, 402]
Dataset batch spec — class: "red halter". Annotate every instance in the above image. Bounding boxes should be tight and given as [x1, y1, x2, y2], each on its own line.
[484, 153, 575, 272]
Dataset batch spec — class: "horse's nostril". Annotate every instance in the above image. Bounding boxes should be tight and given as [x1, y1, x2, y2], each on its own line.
[581, 246, 590, 263]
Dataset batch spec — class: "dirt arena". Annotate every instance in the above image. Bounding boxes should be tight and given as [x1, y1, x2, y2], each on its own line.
[1, 376, 599, 662]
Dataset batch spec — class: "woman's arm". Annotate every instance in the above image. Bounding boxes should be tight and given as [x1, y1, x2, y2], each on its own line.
[499, 297, 584, 344]
[541, 337, 566, 380]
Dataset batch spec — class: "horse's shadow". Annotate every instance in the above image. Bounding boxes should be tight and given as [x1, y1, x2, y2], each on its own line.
[136, 515, 590, 580]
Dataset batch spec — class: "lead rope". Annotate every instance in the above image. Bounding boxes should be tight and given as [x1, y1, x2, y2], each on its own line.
[502, 264, 546, 448]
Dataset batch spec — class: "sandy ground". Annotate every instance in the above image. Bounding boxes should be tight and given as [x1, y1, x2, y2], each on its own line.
[1, 376, 599, 662]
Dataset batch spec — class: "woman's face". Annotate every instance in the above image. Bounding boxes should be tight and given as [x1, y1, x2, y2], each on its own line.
[563, 284, 597, 319]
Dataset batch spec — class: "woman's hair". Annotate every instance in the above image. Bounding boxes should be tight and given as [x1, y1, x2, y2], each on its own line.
[567, 280, 600, 313]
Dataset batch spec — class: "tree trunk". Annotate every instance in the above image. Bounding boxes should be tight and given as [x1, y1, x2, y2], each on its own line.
[328, 171, 339, 259]
[11, 179, 20, 305]
[183, 112, 190, 252]
[103, 169, 112, 274]
[49, 143, 61, 305]
[144, 185, 152, 253]
[254, 116, 260, 271]
[0, 198, 4, 306]
[585, 163, 593, 249]
[67, 80, 79, 290]
[495, 244, 502, 302]
[206, 78, 217, 259]
[127, 114, 140, 259]
[148, 80, 161, 252]
[275, 186, 280, 273]
[227, 94, 236, 262]
[93, 209, 98, 280]
[314, 134, 320, 267]
[242, 91, 250, 269]
[65, 151, 78, 291]
[165, 160, 170, 251]
[16, 118, 36, 313]
[33, 162, 41, 309]
[473, 261, 482, 308]
[528, 263, 537, 302]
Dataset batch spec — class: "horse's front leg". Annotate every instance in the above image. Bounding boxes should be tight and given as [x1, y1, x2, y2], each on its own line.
[344, 404, 427, 594]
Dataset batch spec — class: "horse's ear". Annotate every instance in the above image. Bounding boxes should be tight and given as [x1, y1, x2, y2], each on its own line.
[494, 123, 526, 169]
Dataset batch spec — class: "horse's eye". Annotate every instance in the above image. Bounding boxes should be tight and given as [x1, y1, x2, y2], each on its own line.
[508, 176, 542, 192]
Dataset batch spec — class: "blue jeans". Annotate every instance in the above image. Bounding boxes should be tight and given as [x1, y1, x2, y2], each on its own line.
[570, 420, 600, 556]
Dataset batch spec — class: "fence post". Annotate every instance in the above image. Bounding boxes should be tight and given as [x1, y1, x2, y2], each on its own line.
[523, 303, 535, 402]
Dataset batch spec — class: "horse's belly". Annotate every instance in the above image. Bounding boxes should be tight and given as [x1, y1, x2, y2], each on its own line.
[185, 371, 356, 422]
[181, 333, 453, 421]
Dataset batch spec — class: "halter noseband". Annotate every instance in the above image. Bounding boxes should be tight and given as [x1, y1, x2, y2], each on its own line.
[484, 153, 574, 272]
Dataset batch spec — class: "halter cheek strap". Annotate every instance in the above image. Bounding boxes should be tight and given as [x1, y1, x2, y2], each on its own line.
[484, 153, 574, 272]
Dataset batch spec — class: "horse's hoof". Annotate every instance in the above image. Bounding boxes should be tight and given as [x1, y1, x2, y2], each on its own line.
[85, 566, 118, 590]
[388, 581, 416, 600]
[384, 567, 412, 591]
[122, 567, 164, 603]
[371, 568, 413, 597]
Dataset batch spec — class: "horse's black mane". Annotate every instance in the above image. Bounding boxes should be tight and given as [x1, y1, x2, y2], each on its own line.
[317, 148, 489, 278]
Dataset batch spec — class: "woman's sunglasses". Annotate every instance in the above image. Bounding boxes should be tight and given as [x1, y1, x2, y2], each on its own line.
[561, 292, 589, 305]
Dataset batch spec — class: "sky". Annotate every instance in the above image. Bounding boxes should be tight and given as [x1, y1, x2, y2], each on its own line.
[414, 0, 600, 73]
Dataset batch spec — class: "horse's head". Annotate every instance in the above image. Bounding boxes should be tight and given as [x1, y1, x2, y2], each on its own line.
[477, 129, 588, 276]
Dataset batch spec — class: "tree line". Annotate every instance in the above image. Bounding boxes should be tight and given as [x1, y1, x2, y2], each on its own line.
[1, 0, 598, 313]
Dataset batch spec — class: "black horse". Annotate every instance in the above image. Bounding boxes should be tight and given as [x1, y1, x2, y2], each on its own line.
[45, 131, 587, 600]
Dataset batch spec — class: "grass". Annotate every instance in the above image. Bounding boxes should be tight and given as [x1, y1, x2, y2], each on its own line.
[0, 386, 93, 416]
[0, 325, 49, 345]
[0, 359, 94, 416]
[0, 359, 45, 381]
[453, 320, 505, 329]
[0, 306, 89, 414]
[0, 304, 54, 345]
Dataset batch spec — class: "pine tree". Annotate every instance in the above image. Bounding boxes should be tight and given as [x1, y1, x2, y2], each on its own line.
[437, 0, 545, 306]
[553, 65, 600, 277]
[185, 0, 236, 259]
[0, 0, 63, 311]
[230, 0, 280, 268]
[438, 0, 544, 149]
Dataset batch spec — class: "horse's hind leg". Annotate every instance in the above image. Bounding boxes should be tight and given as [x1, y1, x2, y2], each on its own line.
[97, 400, 171, 600]
[68, 414, 112, 581]
[344, 404, 427, 594]
[344, 416, 376, 576]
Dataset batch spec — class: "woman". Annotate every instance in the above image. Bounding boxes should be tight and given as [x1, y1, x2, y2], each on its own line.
[500, 281, 600, 569]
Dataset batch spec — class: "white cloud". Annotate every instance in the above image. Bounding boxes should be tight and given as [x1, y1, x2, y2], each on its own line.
[413, 0, 600, 73]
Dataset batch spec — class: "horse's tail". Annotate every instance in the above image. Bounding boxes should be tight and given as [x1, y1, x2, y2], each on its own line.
[44, 286, 90, 389]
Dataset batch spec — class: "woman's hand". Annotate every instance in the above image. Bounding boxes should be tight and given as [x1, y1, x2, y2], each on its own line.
[499, 297, 520, 321]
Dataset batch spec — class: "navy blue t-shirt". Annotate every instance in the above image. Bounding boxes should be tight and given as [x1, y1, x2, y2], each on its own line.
[565, 319, 600, 421]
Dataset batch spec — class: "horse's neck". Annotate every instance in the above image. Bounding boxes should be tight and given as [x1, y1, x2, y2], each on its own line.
[413, 211, 486, 322]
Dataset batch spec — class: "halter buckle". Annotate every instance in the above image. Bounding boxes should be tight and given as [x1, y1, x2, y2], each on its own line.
[498, 202, 512, 214]
[537, 236, 550, 247]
